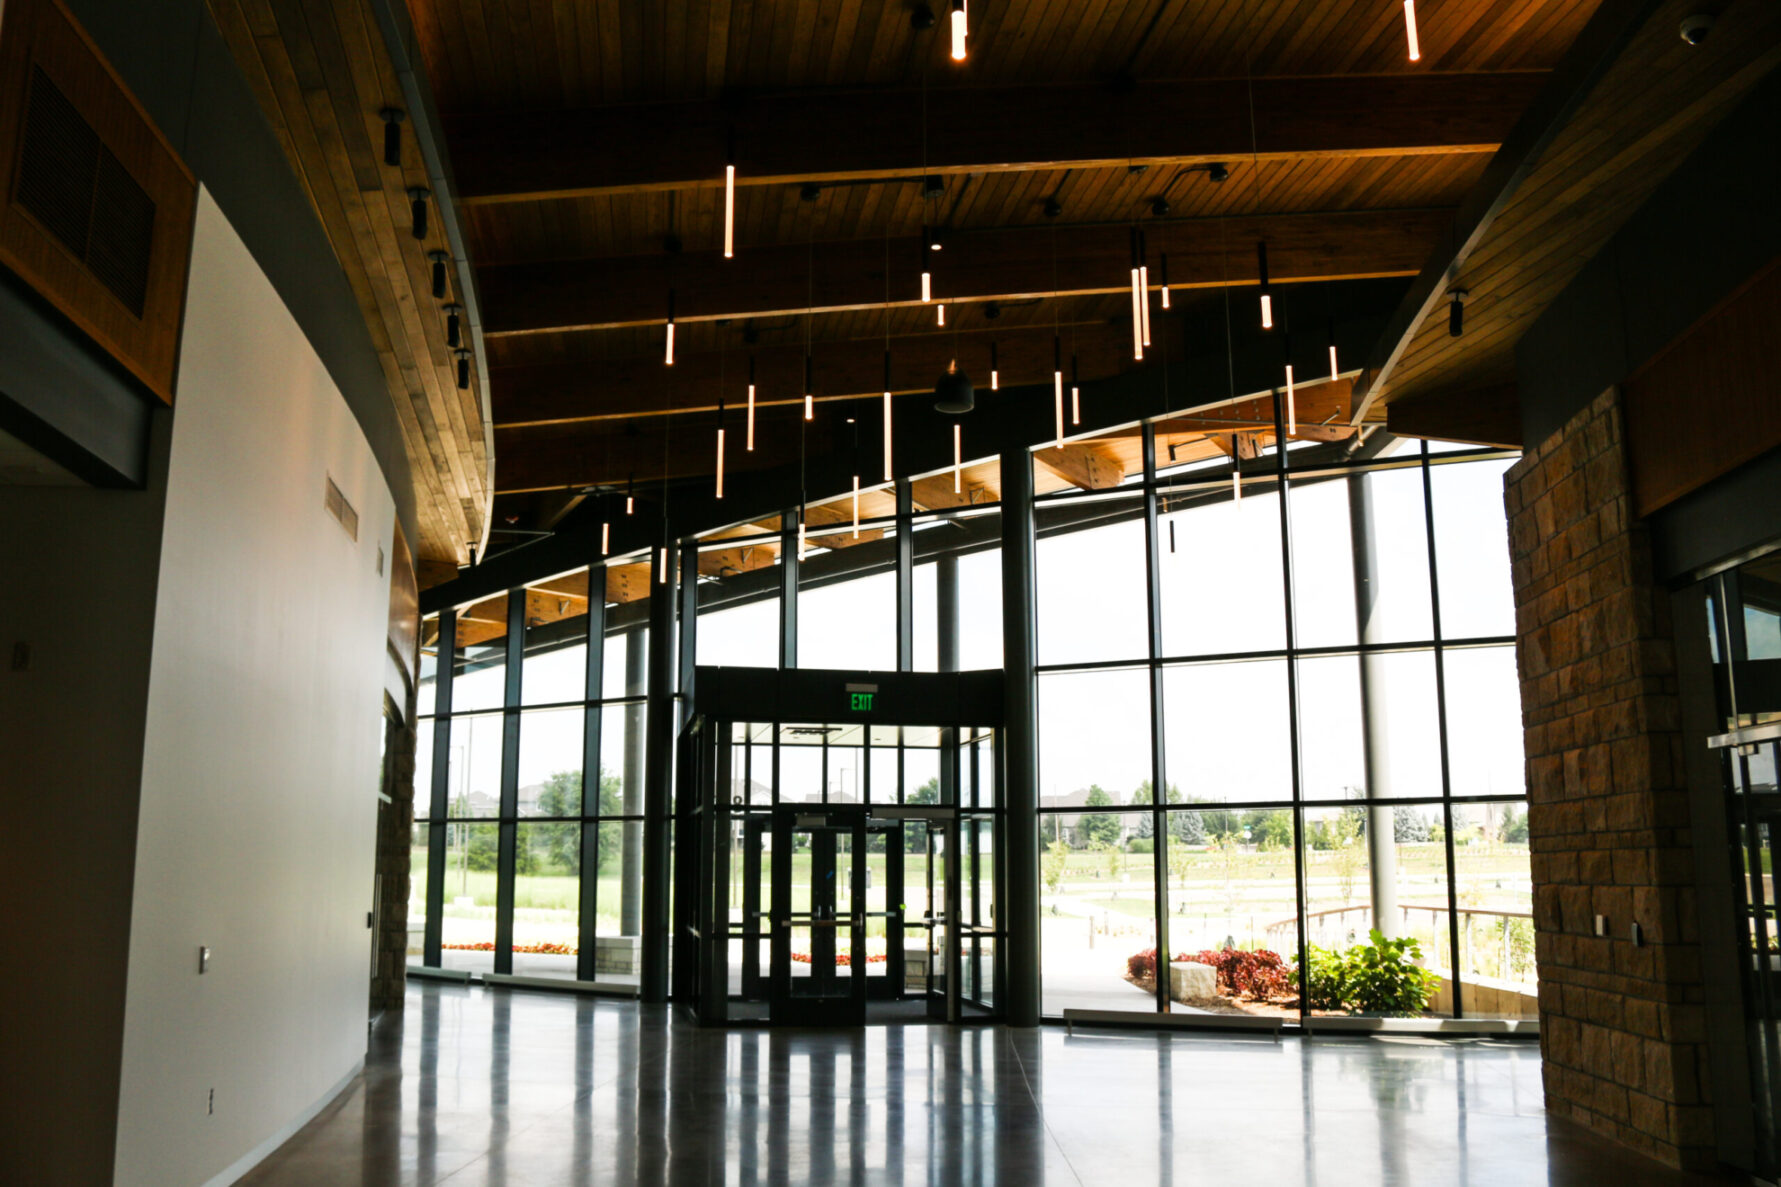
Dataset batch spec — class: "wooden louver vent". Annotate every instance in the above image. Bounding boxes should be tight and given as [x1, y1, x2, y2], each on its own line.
[17, 65, 155, 316]
[0, 0, 195, 405]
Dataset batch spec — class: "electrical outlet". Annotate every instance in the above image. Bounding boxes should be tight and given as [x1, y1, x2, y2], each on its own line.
[1593, 915, 1607, 937]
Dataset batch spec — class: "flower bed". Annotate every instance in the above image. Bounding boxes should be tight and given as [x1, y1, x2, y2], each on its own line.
[790, 952, 888, 966]
[443, 941, 577, 955]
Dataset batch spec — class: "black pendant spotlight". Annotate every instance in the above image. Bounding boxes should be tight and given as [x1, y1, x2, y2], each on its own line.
[408, 187, 431, 241]
[1449, 288, 1469, 337]
[380, 107, 404, 167]
[428, 250, 449, 300]
[935, 360, 974, 414]
[444, 303, 463, 349]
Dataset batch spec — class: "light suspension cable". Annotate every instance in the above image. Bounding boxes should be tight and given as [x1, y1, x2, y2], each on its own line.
[989, 340, 999, 390]
[723, 126, 736, 259]
[626, 472, 635, 515]
[715, 343, 727, 499]
[1053, 332, 1065, 448]
[882, 350, 894, 481]
[1283, 327, 1296, 436]
[1128, 228, 1144, 361]
[664, 289, 676, 364]
[953, 423, 963, 493]
[1257, 242, 1272, 329]
[1138, 230, 1151, 348]
[1160, 251, 1171, 310]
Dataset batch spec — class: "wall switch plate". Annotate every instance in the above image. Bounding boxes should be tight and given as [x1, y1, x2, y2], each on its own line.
[1593, 915, 1607, 936]
[199, 946, 211, 974]
[1631, 921, 1644, 947]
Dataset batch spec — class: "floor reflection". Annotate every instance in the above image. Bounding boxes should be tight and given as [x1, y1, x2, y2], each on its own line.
[238, 982, 1729, 1186]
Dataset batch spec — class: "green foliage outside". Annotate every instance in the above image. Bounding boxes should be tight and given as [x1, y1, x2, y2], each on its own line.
[1306, 929, 1441, 1016]
[1073, 786, 1122, 848]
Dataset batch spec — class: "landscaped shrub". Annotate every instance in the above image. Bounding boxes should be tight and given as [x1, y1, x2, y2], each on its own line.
[1306, 929, 1440, 1016]
[1188, 948, 1295, 1001]
[1125, 947, 1190, 984]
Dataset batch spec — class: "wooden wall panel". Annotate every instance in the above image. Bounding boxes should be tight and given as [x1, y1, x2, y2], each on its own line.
[0, 0, 196, 405]
[1625, 255, 1781, 518]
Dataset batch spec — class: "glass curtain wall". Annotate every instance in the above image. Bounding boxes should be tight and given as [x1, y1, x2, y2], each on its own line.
[409, 559, 652, 984]
[1035, 429, 1529, 1021]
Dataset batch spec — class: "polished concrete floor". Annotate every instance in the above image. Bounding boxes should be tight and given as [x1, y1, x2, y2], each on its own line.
[240, 982, 1738, 1186]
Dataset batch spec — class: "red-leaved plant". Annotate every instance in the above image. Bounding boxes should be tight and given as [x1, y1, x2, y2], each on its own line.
[1187, 948, 1295, 1000]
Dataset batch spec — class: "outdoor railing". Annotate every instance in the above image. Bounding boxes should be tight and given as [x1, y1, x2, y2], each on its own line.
[1265, 903, 1535, 986]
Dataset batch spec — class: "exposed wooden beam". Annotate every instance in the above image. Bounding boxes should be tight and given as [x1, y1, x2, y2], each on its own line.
[1385, 382, 1522, 449]
[448, 74, 1545, 205]
[494, 412, 840, 494]
[479, 209, 1448, 337]
[1035, 443, 1125, 491]
[492, 323, 1140, 427]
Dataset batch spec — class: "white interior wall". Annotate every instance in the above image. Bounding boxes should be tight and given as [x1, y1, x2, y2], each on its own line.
[112, 188, 395, 1187]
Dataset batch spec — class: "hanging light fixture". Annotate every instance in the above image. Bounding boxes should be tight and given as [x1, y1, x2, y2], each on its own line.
[1232, 439, 1243, 503]
[723, 126, 736, 260]
[883, 350, 896, 480]
[1070, 352, 1081, 426]
[953, 423, 963, 493]
[1284, 330, 1297, 436]
[1129, 229, 1145, 361]
[1327, 316, 1339, 382]
[664, 289, 677, 365]
[1257, 242, 1273, 329]
[746, 355, 757, 451]
[408, 186, 430, 240]
[1138, 230, 1152, 348]
[935, 359, 974, 414]
[798, 508, 808, 561]
[1052, 333, 1065, 448]
[715, 400, 727, 500]
[1160, 252, 1171, 310]
[1449, 289, 1469, 337]
[454, 349, 470, 390]
[1404, 0, 1422, 62]
[443, 303, 463, 349]
[626, 473, 635, 515]
[803, 352, 814, 419]
[921, 227, 934, 302]
[989, 340, 999, 390]
[950, 0, 968, 61]
[937, 302, 946, 327]
[657, 543, 667, 585]
[601, 513, 610, 556]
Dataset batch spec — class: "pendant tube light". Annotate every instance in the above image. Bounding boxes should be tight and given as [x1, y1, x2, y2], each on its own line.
[1232, 444, 1243, 503]
[658, 545, 667, 585]
[950, 0, 967, 61]
[664, 290, 677, 365]
[715, 398, 726, 500]
[626, 473, 635, 515]
[852, 474, 861, 539]
[804, 353, 814, 420]
[601, 518, 610, 555]
[1138, 231, 1151, 348]
[1404, 0, 1421, 61]
[1070, 352, 1081, 426]
[1327, 317, 1339, 382]
[1052, 334, 1065, 448]
[1257, 242, 1273, 329]
[798, 513, 808, 561]
[1160, 252, 1171, 310]
[989, 340, 999, 390]
[882, 351, 895, 481]
[1284, 331, 1296, 436]
[953, 424, 963, 493]
[937, 302, 946, 327]
[723, 127, 737, 260]
[921, 229, 933, 302]
[746, 356, 757, 451]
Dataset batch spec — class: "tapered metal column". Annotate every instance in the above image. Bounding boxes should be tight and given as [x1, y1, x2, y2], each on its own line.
[1348, 473, 1400, 936]
[1000, 449, 1041, 1026]
[640, 543, 678, 1001]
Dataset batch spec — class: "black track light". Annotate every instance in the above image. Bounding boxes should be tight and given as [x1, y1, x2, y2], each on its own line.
[381, 108, 404, 167]
[408, 187, 430, 241]
[428, 250, 449, 299]
[1449, 289, 1468, 337]
[1208, 163, 1229, 183]
[454, 349, 470, 390]
[1042, 197, 1063, 218]
[444, 303, 463, 349]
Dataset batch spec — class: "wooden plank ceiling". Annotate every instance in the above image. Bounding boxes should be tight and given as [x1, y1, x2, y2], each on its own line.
[213, 0, 1609, 561]
[396, 0, 1609, 533]
[1362, 0, 1781, 427]
[208, 0, 491, 568]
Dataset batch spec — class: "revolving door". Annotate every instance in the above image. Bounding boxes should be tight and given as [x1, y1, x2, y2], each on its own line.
[676, 667, 1004, 1026]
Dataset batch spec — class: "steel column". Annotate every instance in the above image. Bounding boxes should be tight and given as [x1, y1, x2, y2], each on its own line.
[1000, 448, 1042, 1026]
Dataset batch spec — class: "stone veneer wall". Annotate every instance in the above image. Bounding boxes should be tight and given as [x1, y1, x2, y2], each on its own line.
[1506, 388, 1713, 1169]
[370, 709, 417, 1013]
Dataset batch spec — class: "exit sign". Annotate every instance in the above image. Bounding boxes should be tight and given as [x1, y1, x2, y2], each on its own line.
[845, 682, 878, 713]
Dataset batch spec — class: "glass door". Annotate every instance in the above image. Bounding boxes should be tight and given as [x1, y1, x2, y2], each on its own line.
[926, 820, 959, 1021]
[771, 806, 868, 1025]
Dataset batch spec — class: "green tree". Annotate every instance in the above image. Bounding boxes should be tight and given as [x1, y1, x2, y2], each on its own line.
[1042, 838, 1071, 895]
[531, 771, 582, 874]
[1129, 781, 1155, 840]
[908, 776, 941, 805]
[1074, 786, 1122, 848]
[1502, 806, 1530, 844]
[1246, 811, 1293, 851]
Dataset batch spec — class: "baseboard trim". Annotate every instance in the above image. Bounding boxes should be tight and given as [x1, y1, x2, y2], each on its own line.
[199, 1058, 364, 1187]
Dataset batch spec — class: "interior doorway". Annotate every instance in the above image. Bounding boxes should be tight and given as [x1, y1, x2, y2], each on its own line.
[676, 668, 1004, 1026]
